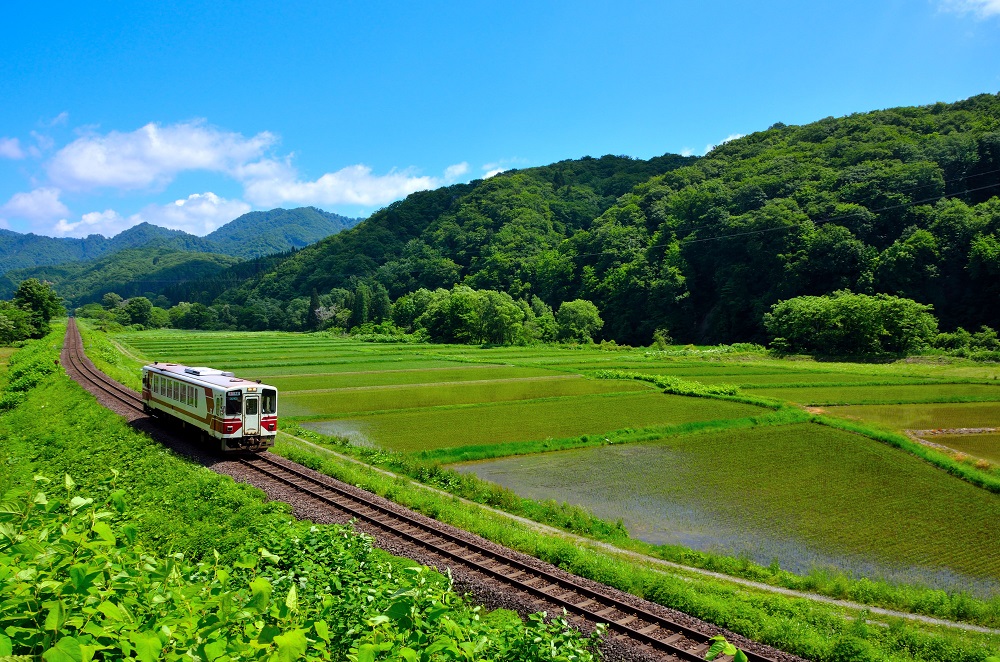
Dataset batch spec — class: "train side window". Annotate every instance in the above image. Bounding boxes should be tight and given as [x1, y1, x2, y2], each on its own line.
[194, 389, 199, 408]
[262, 389, 276, 414]
[226, 391, 242, 416]
[245, 398, 258, 415]
[173, 381, 178, 401]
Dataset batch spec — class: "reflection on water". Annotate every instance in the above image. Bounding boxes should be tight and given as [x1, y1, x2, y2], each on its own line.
[300, 420, 376, 447]
[454, 442, 1000, 597]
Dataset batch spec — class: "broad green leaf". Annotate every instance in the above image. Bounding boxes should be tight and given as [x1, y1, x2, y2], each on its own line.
[0, 632, 11, 656]
[42, 636, 82, 662]
[98, 600, 124, 622]
[43, 600, 67, 631]
[64, 474, 76, 491]
[34, 474, 51, 483]
[398, 648, 418, 662]
[33, 491, 48, 505]
[69, 565, 99, 592]
[130, 632, 162, 662]
[285, 583, 297, 612]
[355, 644, 377, 662]
[274, 629, 308, 662]
[313, 620, 330, 642]
[260, 547, 280, 563]
[91, 521, 115, 544]
[68, 496, 92, 511]
[80, 644, 108, 662]
[735, 651, 749, 662]
[247, 577, 272, 613]
[203, 638, 228, 660]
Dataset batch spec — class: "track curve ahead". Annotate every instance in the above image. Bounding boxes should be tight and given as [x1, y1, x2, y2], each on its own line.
[62, 319, 786, 662]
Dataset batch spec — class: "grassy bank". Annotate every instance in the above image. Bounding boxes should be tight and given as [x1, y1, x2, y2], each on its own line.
[0, 326, 602, 661]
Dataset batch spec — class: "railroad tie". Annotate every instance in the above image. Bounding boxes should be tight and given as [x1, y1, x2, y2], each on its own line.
[616, 615, 637, 626]
[594, 606, 617, 618]
[637, 624, 659, 635]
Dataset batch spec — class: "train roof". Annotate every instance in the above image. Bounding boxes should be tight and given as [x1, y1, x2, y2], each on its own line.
[143, 362, 275, 390]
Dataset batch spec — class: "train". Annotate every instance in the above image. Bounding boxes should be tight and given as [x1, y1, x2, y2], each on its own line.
[141, 362, 277, 451]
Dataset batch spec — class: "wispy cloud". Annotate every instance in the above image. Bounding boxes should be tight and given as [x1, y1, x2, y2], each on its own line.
[0, 188, 69, 222]
[240, 160, 470, 208]
[937, 0, 1000, 17]
[47, 120, 276, 191]
[704, 133, 746, 154]
[52, 192, 250, 238]
[0, 137, 25, 159]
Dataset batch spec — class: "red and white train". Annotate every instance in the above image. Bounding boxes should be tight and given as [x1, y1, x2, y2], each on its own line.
[141, 362, 278, 451]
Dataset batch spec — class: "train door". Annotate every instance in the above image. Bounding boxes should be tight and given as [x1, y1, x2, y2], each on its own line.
[244, 395, 260, 435]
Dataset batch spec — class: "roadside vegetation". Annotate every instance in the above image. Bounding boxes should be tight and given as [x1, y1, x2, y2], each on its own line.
[0, 327, 603, 661]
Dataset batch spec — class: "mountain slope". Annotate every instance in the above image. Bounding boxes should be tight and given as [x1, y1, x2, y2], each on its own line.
[0, 207, 360, 275]
[202, 93, 1000, 344]
[204, 207, 360, 258]
[2, 247, 242, 305]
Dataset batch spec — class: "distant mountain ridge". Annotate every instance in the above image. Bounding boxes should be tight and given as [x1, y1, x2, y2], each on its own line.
[0, 207, 361, 276]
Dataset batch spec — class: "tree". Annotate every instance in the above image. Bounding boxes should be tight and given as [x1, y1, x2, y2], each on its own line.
[102, 292, 124, 310]
[556, 299, 603, 343]
[122, 297, 154, 327]
[13, 279, 64, 337]
[0, 301, 35, 345]
[764, 290, 938, 356]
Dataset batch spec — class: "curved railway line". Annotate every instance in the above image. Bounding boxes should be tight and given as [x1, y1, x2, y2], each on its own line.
[62, 319, 783, 662]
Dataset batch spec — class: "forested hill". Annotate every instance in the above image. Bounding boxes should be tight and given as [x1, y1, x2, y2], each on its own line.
[0, 207, 359, 275]
[202, 206, 360, 258]
[199, 153, 698, 307]
[200, 93, 1000, 344]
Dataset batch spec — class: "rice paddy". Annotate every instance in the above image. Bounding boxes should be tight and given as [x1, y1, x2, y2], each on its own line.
[926, 432, 1000, 465]
[114, 329, 1000, 595]
[455, 423, 1000, 593]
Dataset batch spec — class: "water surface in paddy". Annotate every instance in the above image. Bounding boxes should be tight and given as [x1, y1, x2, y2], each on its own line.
[454, 435, 1000, 596]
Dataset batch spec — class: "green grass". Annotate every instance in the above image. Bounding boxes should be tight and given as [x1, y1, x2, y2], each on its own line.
[931, 433, 1000, 465]
[826, 402, 1000, 430]
[282, 376, 651, 416]
[264, 365, 559, 390]
[455, 422, 1000, 588]
[750, 383, 1000, 405]
[302, 390, 766, 452]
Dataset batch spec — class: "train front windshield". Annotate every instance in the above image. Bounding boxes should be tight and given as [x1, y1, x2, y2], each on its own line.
[226, 390, 242, 416]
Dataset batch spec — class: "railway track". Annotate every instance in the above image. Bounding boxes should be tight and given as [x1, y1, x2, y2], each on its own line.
[62, 319, 779, 662]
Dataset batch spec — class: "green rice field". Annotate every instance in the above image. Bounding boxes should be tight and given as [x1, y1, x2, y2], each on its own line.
[929, 433, 1000, 465]
[456, 423, 1000, 593]
[114, 328, 1000, 594]
[826, 402, 1000, 430]
[301, 391, 762, 451]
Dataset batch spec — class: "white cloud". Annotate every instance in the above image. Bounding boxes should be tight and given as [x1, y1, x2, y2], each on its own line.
[0, 187, 70, 222]
[52, 192, 250, 238]
[444, 162, 470, 182]
[704, 133, 746, 154]
[680, 147, 695, 157]
[0, 137, 24, 159]
[46, 111, 69, 127]
[54, 210, 130, 237]
[938, 0, 1000, 16]
[0, 219, 9, 230]
[132, 192, 251, 235]
[47, 120, 276, 191]
[241, 161, 466, 208]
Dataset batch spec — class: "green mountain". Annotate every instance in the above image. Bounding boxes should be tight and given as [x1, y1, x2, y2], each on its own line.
[0, 207, 359, 276]
[199, 93, 1000, 344]
[203, 207, 359, 258]
[2, 247, 242, 305]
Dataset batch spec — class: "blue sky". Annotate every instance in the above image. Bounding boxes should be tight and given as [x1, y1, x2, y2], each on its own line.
[1, 1, 998, 238]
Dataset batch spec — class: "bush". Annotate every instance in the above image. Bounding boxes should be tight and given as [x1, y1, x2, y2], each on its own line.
[764, 290, 938, 356]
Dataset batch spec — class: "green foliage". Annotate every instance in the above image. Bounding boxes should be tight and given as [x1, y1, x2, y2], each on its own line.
[0, 328, 605, 662]
[556, 299, 603, 343]
[0, 479, 602, 661]
[764, 290, 938, 356]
